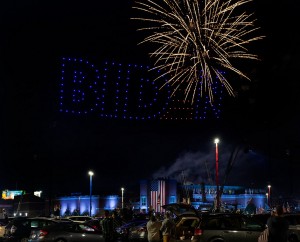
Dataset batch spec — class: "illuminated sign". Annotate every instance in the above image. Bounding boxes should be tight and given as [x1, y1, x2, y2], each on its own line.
[2, 190, 25, 200]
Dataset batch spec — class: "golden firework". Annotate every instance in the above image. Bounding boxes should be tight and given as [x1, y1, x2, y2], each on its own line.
[132, 0, 264, 104]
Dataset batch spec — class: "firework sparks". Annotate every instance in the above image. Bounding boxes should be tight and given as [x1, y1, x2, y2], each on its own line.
[132, 0, 264, 104]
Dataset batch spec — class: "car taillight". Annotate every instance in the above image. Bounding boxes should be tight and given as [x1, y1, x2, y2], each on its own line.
[38, 229, 49, 237]
[30, 229, 49, 239]
[194, 228, 202, 235]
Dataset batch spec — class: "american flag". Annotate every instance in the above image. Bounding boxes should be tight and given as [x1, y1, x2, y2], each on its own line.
[150, 179, 166, 212]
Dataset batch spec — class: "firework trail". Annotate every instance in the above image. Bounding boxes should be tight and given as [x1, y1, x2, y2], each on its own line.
[132, 0, 264, 104]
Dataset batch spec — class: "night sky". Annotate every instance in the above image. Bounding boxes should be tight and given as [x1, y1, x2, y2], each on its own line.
[0, 0, 299, 198]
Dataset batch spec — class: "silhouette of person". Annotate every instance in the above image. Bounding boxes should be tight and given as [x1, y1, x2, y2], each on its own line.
[101, 210, 114, 242]
[2, 209, 8, 224]
[267, 205, 289, 242]
[160, 212, 175, 242]
[147, 214, 162, 242]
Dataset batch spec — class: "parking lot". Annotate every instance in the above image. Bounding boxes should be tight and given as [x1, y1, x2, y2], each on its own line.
[1, 206, 300, 242]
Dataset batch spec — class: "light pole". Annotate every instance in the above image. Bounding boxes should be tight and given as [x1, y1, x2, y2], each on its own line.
[121, 187, 124, 209]
[268, 185, 271, 206]
[214, 138, 220, 211]
[88, 171, 94, 216]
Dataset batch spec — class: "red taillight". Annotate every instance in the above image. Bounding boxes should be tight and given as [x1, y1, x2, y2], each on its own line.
[194, 228, 202, 236]
[38, 229, 49, 237]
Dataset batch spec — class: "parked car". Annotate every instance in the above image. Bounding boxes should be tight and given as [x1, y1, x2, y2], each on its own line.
[64, 216, 102, 232]
[127, 221, 148, 242]
[196, 212, 266, 242]
[162, 203, 201, 241]
[115, 219, 148, 241]
[84, 218, 102, 232]
[28, 221, 104, 242]
[3, 217, 69, 242]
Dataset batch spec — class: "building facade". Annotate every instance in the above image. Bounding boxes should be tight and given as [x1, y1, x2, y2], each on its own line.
[55, 194, 119, 217]
[140, 178, 269, 214]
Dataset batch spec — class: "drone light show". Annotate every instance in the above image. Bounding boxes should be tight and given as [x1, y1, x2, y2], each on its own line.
[59, 57, 224, 120]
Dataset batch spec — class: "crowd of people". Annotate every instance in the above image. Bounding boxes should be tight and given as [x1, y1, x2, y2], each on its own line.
[100, 204, 292, 242]
[100, 209, 176, 242]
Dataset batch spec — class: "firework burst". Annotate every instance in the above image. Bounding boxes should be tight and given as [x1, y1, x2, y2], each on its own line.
[132, 0, 264, 104]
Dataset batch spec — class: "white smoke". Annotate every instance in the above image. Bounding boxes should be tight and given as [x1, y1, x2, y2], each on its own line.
[152, 144, 268, 187]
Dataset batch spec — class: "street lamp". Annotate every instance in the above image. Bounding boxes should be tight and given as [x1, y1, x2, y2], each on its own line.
[121, 187, 124, 209]
[268, 185, 271, 206]
[214, 138, 220, 211]
[88, 171, 94, 216]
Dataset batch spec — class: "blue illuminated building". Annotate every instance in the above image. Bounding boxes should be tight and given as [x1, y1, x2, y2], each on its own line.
[183, 183, 268, 212]
[54, 179, 268, 216]
[55, 194, 119, 217]
[139, 178, 268, 213]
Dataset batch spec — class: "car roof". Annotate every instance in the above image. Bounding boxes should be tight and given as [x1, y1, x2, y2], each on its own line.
[162, 203, 199, 217]
[6, 216, 68, 227]
[65, 216, 93, 221]
[9, 216, 71, 222]
[199, 212, 260, 220]
[8, 216, 43, 221]
[66, 216, 92, 218]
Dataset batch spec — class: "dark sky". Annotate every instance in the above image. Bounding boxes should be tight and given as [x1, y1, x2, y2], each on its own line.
[0, 0, 299, 198]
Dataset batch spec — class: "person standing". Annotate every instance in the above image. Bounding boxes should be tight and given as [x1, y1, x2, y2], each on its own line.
[2, 209, 8, 224]
[112, 211, 124, 240]
[160, 212, 175, 242]
[147, 214, 162, 242]
[101, 210, 114, 242]
[267, 205, 289, 242]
